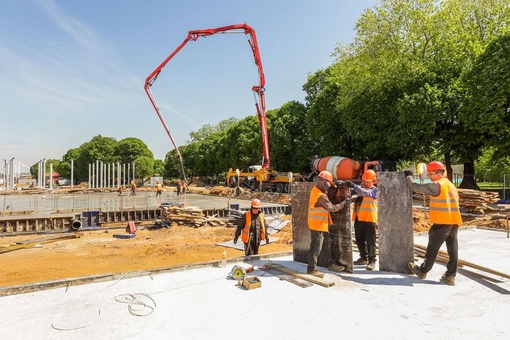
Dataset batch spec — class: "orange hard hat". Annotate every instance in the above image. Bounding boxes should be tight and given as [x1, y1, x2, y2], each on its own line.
[251, 199, 262, 208]
[362, 170, 377, 181]
[318, 170, 333, 183]
[427, 161, 445, 172]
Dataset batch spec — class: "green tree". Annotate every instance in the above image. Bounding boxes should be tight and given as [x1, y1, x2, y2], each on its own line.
[268, 101, 312, 172]
[73, 135, 117, 181]
[55, 148, 80, 180]
[115, 137, 154, 163]
[153, 159, 165, 176]
[134, 156, 155, 181]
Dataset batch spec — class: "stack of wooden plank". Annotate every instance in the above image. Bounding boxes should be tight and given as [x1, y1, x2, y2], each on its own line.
[160, 206, 227, 227]
[413, 189, 499, 215]
[457, 189, 499, 214]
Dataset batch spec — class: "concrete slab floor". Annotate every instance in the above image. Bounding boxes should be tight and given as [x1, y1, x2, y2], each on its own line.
[1, 228, 509, 340]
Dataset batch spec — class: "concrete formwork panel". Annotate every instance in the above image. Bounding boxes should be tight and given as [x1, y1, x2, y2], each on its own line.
[378, 172, 414, 273]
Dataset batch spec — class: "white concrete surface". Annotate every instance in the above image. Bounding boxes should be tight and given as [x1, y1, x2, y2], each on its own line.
[1, 228, 509, 340]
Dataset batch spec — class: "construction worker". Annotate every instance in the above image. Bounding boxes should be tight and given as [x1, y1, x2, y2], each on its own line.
[405, 161, 462, 286]
[346, 169, 378, 271]
[129, 180, 137, 196]
[155, 181, 163, 197]
[307, 170, 346, 278]
[233, 199, 268, 256]
[176, 179, 182, 196]
[327, 180, 357, 273]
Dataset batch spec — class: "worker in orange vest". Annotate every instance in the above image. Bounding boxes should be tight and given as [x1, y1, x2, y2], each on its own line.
[345, 169, 378, 271]
[307, 171, 348, 278]
[233, 199, 268, 256]
[155, 181, 163, 197]
[405, 161, 462, 286]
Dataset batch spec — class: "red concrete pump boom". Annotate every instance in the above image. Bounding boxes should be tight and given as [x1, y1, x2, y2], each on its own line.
[144, 23, 271, 179]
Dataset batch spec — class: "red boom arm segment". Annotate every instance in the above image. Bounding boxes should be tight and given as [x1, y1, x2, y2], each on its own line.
[144, 23, 271, 170]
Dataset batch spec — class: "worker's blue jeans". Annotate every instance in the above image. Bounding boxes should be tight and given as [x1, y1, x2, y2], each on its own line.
[421, 224, 459, 277]
[307, 229, 324, 272]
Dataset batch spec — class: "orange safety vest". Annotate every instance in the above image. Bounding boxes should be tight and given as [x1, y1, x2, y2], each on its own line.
[353, 195, 378, 223]
[308, 186, 332, 232]
[242, 212, 266, 243]
[429, 178, 462, 225]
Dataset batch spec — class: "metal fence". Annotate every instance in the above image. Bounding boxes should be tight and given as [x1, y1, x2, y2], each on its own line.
[1, 191, 176, 216]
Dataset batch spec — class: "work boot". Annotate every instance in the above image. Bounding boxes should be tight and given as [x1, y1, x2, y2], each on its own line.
[441, 274, 456, 286]
[353, 258, 368, 265]
[366, 261, 376, 271]
[408, 262, 426, 279]
[307, 269, 325, 278]
[328, 263, 346, 273]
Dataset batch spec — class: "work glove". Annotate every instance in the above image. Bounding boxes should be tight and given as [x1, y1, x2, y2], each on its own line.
[345, 195, 358, 204]
[334, 180, 344, 187]
[266, 236, 270, 244]
[404, 170, 413, 178]
[233, 237, 238, 244]
[345, 181, 355, 188]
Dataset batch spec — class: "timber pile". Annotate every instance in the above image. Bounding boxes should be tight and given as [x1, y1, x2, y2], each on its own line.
[160, 206, 227, 227]
[414, 189, 499, 215]
[458, 189, 499, 214]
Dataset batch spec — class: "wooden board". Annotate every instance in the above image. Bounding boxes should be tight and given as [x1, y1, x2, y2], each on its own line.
[263, 263, 335, 287]
[261, 267, 313, 288]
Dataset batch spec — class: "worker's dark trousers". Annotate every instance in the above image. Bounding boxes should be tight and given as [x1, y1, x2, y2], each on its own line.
[307, 230, 324, 272]
[421, 224, 459, 277]
[354, 219, 377, 263]
[244, 233, 261, 256]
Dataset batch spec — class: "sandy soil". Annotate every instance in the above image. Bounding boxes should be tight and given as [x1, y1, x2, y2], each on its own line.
[0, 185, 507, 288]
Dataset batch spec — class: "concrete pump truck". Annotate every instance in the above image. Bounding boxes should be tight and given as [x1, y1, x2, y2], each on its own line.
[144, 23, 299, 192]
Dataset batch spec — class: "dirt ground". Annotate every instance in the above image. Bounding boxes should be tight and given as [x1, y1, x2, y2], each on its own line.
[0, 185, 508, 288]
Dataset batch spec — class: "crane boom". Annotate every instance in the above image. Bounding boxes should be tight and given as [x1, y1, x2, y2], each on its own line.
[144, 23, 271, 177]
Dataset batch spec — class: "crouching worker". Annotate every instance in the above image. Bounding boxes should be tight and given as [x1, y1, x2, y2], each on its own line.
[234, 199, 268, 256]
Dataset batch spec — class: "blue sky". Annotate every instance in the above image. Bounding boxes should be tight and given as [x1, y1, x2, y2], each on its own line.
[0, 0, 378, 168]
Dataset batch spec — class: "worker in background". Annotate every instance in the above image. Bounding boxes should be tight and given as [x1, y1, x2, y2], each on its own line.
[327, 180, 357, 273]
[405, 161, 462, 286]
[155, 181, 163, 197]
[182, 181, 187, 195]
[345, 169, 378, 271]
[117, 184, 124, 195]
[176, 179, 182, 196]
[129, 180, 137, 196]
[234, 199, 268, 256]
[307, 171, 345, 278]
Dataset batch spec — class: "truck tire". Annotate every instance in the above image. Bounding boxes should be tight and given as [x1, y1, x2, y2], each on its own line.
[275, 183, 283, 193]
[283, 183, 289, 193]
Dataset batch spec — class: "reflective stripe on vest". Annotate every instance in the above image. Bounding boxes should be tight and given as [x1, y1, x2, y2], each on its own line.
[307, 186, 331, 232]
[429, 178, 462, 225]
[242, 212, 266, 243]
[356, 196, 378, 223]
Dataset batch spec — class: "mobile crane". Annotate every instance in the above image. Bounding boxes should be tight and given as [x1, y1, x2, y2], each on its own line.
[145, 23, 298, 191]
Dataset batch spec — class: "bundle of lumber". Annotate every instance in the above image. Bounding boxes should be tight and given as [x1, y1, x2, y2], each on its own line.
[160, 205, 227, 227]
[413, 189, 499, 215]
[457, 189, 499, 214]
